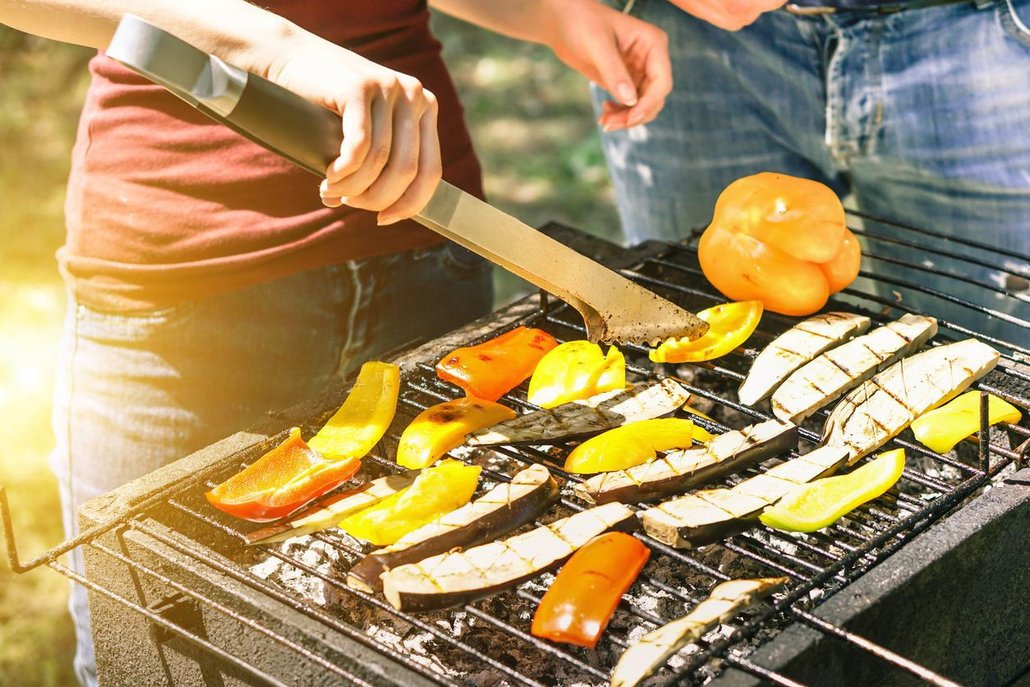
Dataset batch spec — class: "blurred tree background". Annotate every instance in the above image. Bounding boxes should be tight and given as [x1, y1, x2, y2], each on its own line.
[0, 12, 618, 686]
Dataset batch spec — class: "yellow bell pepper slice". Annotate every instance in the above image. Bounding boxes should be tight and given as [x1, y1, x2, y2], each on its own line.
[339, 459, 481, 545]
[760, 448, 905, 533]
[910, 391, 1023, 454]
[308, 361, 400, 459]
[681, 405, 718, 443]
[649, 301, 763, 364]
[564, 418, 702, 474]
[527, 341, 626, 409]
[396, 397, 516, 469]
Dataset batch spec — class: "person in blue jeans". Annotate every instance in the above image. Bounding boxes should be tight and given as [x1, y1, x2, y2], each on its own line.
[594, 0, 1030, 345]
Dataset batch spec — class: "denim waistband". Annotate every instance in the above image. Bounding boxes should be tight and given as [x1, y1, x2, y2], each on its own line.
[785, 0, 988, 13]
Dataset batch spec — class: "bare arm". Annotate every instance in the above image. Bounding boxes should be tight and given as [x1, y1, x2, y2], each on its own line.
[431, 0, 672, 131]
[0, 1, 442, 224]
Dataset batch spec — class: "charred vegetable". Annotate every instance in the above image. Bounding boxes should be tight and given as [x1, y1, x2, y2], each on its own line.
[436, 326, 558, 402]
[771, 314, 937, 424]
[347, 464, 559, 592]
[397, 397, 516, 469]
[245, 473, 417, 546]
[527, 340, 626, 408]
[760, 449, 905, 532]
[910, 390, 1022, 455]
[380, 502, 637, 612]
[649, 301, 763, 364]
[823, 338, 1001, 461]
[531, 532, 650, 648]
[610, 577, 788, 687]
[339, 460, 480, 546]
[564, 418, 701, 474]
[467, 378, 691, 447]
[575, 419, 797, 504]
[640, 445, 850, 548]
[738, 312, 871, 406]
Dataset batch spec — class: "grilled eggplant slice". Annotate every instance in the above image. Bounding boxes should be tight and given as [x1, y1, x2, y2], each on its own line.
[244, 473, 416, 546]
[574, 419, 797, 504]
[347, 464, 559, 592]
[381, 502, 637, 612]
[466, 378, 690, 446]
[771, 314, 937, 423]
[738, 312, 871, 407]
[640, 445, 850, 548]
[823, 338, 1000, 462]
[610, 577, 788, 687]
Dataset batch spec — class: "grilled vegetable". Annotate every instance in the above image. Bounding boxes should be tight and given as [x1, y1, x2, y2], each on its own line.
[244, 473, 417, 546]
[760, 449, 906, 532]
[640, 444, 850, 548]
[823, 338, 1001, 462]
[347, 464, 559, 592]
[649, 301, 763, 364]
[771, 314, 937, 424]
[381, 502, 637, 612]
[339, 460, 481, 546]
[910, 390, 1022, 454]
[610, 577, 788, 687]
[738, 312, 871, 406]
[565, 419, 701, 474]
[397, 398, 516, 469]
[308, 361, 400, 459]
[436, 326, 558, 402]
[575, 419, 797, 505]
[531, 532, 650, 648]
[697, 172, 861, 316]
[206, 429, 362, 522]
[467, 378, 691, 447]
[527, 341, 626, 409]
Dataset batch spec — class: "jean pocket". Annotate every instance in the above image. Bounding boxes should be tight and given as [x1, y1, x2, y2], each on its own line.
[438, 243, 491, 280]
[77, 300, 199, 342]
[998, 0, 1030, 47]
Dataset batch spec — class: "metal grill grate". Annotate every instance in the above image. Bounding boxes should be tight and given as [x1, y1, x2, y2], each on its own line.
[3, 211, 1029, 687]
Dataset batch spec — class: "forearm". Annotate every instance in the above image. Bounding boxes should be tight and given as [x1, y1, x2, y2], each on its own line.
[0, 0, 304, 79]
[428, 0, 563, 46]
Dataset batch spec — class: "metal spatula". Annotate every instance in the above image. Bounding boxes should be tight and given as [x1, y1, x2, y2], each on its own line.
[106, 15, 708, 345]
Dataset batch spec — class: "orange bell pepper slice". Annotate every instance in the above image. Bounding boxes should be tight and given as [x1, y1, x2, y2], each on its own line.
[649, 301, 763, 364]
[339, 459, 481, 545]
[564, 418, 706, 474]
[205, 361, 399, 522]
[698, 173, 861, 316]
[531, 532, 650, 648]
[436, 326, 558, 401]
[396, 397, 516, 469]
[527, 341, 626, 409]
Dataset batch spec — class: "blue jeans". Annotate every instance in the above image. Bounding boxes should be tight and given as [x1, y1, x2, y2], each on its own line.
[594, 0, 1030, 343]
[50, 244, 492, 686]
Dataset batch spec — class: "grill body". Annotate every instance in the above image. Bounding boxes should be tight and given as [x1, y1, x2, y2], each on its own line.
[69, 221, 1029, 687]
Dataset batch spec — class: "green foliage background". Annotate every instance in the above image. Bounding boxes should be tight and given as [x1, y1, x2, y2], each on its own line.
[0, 13, 617, 686]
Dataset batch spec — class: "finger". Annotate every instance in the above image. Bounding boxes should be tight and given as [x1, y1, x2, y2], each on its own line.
[624, 37, 672, 127]
[323, 85, 396, 199]
[588, 30, 639, 107]
[326, 86, 373, 183]
[345, 86, 426, 213]
[378, 94, 442, 225]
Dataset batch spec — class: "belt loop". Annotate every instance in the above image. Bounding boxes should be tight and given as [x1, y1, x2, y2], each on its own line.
[970, 0, 992, 8]
[623, 0, 636, 14]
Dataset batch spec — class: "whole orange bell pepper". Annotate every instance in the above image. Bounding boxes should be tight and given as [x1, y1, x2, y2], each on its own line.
[698, 173, 861, 316]
[436, 326, 558, 401]
[531, 532, 650, 648]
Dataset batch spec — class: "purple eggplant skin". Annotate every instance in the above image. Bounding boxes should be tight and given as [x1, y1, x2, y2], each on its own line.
[580, 421, 798, 505]
[347, 473, 560, 593]
[382, 513, 639, 613]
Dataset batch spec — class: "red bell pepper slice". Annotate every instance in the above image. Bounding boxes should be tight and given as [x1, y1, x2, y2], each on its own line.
[531, 532, 650, 648]
[436, 326, 558, 401]
[206, 427, 361, 522]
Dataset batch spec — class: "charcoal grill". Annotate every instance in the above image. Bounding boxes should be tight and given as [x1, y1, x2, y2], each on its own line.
[3, 212, 1029, 687]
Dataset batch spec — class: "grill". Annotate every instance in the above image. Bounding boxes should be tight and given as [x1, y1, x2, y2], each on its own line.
[4, 213, 1029, 687]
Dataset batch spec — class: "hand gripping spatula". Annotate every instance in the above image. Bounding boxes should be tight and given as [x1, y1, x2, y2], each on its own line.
[106, 15, 708, 345]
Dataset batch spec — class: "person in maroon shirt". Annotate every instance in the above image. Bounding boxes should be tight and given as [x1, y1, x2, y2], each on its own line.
[1, 0, 674, 684]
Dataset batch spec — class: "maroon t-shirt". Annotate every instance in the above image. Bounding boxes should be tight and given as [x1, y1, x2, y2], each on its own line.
[61, 1, 482, 311]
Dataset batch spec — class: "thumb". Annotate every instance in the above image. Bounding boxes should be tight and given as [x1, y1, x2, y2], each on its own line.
[590, 33, 638, 107]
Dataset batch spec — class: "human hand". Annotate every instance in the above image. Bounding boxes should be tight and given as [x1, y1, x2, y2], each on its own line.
[541, 0, 672, 131]
[666, 0, 786, 31]
[266, 40, 441, 224]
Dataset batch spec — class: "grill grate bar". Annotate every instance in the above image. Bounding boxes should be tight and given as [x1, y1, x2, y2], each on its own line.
[724, 654, 809, 687]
